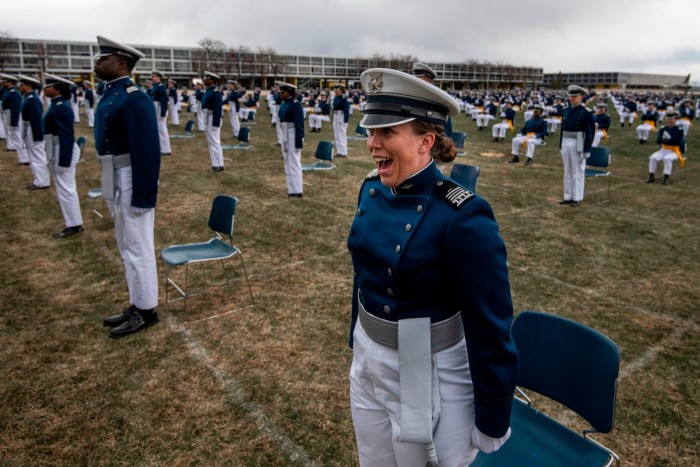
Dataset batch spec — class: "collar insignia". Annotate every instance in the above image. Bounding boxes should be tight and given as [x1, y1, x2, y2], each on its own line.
[366, 73, 383, 94]
[401, 183, 413, 190]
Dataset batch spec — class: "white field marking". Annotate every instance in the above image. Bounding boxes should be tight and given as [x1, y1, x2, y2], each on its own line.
[165, 314, 323, 467]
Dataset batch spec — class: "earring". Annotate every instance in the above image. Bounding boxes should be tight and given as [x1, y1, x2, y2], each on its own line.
[418, 148, 424, 153]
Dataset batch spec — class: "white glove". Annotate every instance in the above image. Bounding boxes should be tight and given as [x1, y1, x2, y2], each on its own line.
[131, 206, 152, 217]
[471, 426, 511, 454]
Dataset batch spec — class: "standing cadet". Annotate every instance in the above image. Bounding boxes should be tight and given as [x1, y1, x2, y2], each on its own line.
[226, 80, 241, 138]
[43, 74, 84, 238]
[332, 84, 350, 158]
[202, 71, 224, 172]
[1, 74, 25, 158]
[93, 36, 161, 338]
[647, 110, 685, 185]
[509, 103, 547, 165]
[277, 81, 304, 197]
[18, 75, 50, 190]
[559, 85, 595, 207]
[150, 71, 171, 156]
[83, 81, 95, 128]
[0, 80, 6, 141]
[168, 79, 180, 126]
[70, 84, 81, 123]
[193, 82, 205, 131]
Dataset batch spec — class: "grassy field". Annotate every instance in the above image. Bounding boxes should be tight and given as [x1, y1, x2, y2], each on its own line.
[0, 99, 698, 466]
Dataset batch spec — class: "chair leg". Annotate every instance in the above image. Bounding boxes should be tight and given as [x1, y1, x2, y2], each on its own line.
[239, 253, 255, 306]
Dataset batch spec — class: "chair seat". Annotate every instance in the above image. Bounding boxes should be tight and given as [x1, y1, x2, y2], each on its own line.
[222, 143, 250, 150]
[161, 237, 239, 267]
[302, 162, 336, 171]
[585, 168, 610, 177]
[170, 134, 194, 139]
[471, 399, 613, 467]
[87, 188, 102, 199]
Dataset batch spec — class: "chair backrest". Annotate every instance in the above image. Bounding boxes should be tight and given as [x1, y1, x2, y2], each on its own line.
[208, 195, 238, 240]
[76, 136, 86, 152]
[247, 111, 255, 120]
[451, 131, 467, 149]
[184, 120, 195, 133]
[588, 146, 611, 168]
[355, 122, 367, 137]
[512, 310, 620, 433]
[237, 127, 250, 143]
[315, 141, 334, 162]
[449, 163, 480, 192]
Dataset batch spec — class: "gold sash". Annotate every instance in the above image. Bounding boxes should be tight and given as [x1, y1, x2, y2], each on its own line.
[661, 144, 685, 168]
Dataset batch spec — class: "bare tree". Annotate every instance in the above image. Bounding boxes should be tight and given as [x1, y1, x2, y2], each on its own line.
[34, 42, 50, 82]
[0, 31, 18, 72]
[197, 38, 227, 74]
[236, 46, 255, 88]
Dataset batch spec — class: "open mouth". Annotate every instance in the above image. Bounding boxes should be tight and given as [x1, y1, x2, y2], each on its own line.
[375, 157, 393, 172]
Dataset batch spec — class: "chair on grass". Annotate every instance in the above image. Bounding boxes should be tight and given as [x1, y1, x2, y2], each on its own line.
[471, 310, 620, 467]
[347, 122, 368, 140]
[302, 140, 336, 190]
[241, 111, 256, 125]
[170, 120, 195, 139]
[222, 127, 251, 150]
[585, 146, 612, 202]
[76, 136, 87, 163]
[160, 195, 254, 311]
[451, 131, 467, 156]
[87, 187, 106, 221]
[449, 163, 480, 192]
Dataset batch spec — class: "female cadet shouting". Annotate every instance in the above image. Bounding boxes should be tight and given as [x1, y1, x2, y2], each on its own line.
[43, 73, 84, 238]
[347, 68, 518, 466]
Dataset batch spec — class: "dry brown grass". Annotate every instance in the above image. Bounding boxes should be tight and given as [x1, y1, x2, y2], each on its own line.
[0, 102, 698, 466]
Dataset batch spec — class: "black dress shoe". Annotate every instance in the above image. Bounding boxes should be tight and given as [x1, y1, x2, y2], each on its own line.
[336, 154, 347, 158]
[26, 184, 37, 189]
[104, 305, 135, 327]
[28, 184, 50, 190]
[52, 225, 83, 238]
[646, 174, 655, 183]
[288, 193, 303, 198]
[162, 153, 171, 156]
[524, 158, 533, 166]
[210, 166, 224, 172]
[558, 199, 573, 205]
[109, 308, 158, 338]
[508, 156, 519, 163]
[570, 201, 581, 207]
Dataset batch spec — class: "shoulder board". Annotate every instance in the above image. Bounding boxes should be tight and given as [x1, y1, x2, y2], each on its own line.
[126, 85, 139, 94]
[434, 179, 475, 209]
[56, 101, 63, 106]
[365, 168, 379, 180]
[27, 94, 34, 99]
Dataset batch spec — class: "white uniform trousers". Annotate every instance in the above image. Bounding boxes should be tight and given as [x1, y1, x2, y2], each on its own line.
[4, 110, 22, 153]
[25, 126, 50, 187]
[547, 117, 561, 135]
[50, 140, 83, 228]
[239, 107, 257, 120]
[676, 119, 691, 137]
[511, 135, 543, 159]
[229, 107, 240, 137]
[309, 114, 330, 130]
[333, 111, 348, 155]
[560, 138, 588, 202]
[281, 124, 303, 194]
[196, 105, 206, 132]
[523, 110, 534, 122]
[72, 101, 80, 123]
[206, 114, 224, 168]
[107, 166, 158, 310]
[636, 123, 653, 141]
[272, 104, 283, 145]
[350, 320, 477, 467]
[492, 121, 511, 139]
[169, 101, 179, 126]
[475, 114, 493, 128]
[154, 103, 171, 153]
[0, 110, 6, 139]
[86, 106, 95, 128]
[592, 130, 605, 148]
[649, 148, 679, 175]
[620, 110, 635, 125]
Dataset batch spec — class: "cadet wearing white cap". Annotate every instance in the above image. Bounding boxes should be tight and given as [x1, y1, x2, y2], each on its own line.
[635, 102, 659, 144]
[277, 81, 304, 196]
[226, 80, 241, 138]
[1, 74, 27, 159]
[559, 85, 596, 207]
[308, 91, 331, 132]
[151, 71, 171, 155]
[43, 73, 84, 238]
[509, 103, 547, 165]
[18, 75, 50, 190]
[348, 68, 517, 466]
[647, 110, 686, 185]
[201, 71, 224, 172]
[93, 36, 161, 338]
[592, 102, 611, 148]
[492, 100, 516, 141]
[83, 81, 95, 128]
[412, 62, 453, 137]
[332, 84, 350, 157]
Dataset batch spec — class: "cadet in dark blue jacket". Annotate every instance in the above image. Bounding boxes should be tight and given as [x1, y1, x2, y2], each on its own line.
[93, 36, 161, 338]
[348, 68, 517, 466]
[277, 81, 304, 197]
[43, 73, 84, 238]
[167, 79, 179, 126]
[226, 80, 241, 138]
[83, 81, 95, 128]
[592, 103, 611, 147]
[647, 110, 686, 185]
[332, 84, 350, 157]
[18, 75, 50, 189]
[509, 103, 547, 165]
[492, 100, 516, 141]
[202, 71, 224, 172]
[1, 74, 24, 155]
[559, 85, 596, 207]
[150, 71, 171, 155]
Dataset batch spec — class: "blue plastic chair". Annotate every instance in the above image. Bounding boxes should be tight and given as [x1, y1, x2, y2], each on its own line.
[302, 141, 336, 190]
[348, 122, 368, 140]
[161, 195, 254, 311]
[585, 146, 612, 202]
[472, 310, 620, 467]
[170, 120, 195, 138]
[449, 163, 480, 193]
[451, 131, 467, 156]
[223, 127, 252, 150]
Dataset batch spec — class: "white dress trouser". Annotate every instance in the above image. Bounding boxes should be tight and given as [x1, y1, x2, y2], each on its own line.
[350, 320, 477, 467]
[25, 126, 50, 187]
[649, 148, 679, 175]
[492, 121, 510, 138]
[86, 106, 95, 128]
[676, 119, 691, 137]
[49, 139, 83, 228]
[154, 103, 171, 153]
[561, 138, 588, 202]
[229, 107, 240, 137]
[475, 114, 493, 128]
[281, 124, 302, 194]
[636, 123, 653, 141]
[547, 118, 561, 134]
[511, 135, 542, 159]
[333, 111, 348, 155]
[206, 113, 224, 168]
[107, 166, 158, 310]
[309, 114, 330, 129]
[72, 101, 80, 123]
[620, 110, 635, 124]
[0, 110, 6, 139]
[592, 130, 605, 148]
[169, 101, 179, 125]
[196, 105, 205, 131]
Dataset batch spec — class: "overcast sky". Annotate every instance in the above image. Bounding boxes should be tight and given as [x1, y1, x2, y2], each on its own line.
[3, 0, 699, 84]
